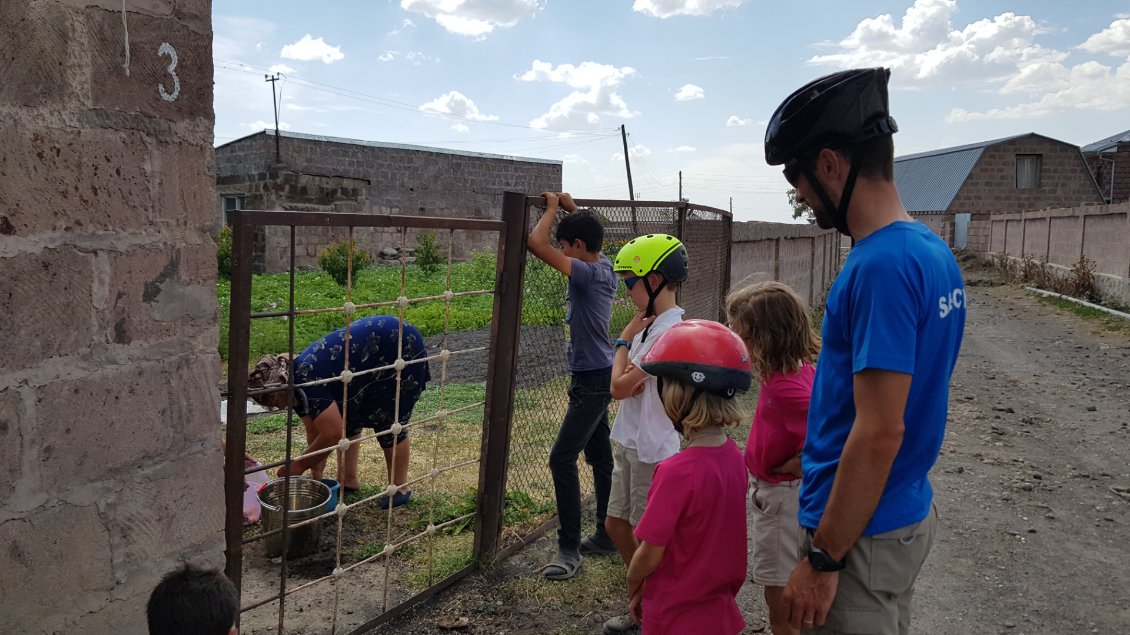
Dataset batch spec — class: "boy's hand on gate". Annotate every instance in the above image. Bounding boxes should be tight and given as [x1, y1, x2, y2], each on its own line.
[540, 191, 559, 210]
[559, 192, 577, 213]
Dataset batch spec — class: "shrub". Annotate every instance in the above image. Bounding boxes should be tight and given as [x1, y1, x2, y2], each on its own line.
[318, 239, 372, 286]
[1066, 255, 1098, 302]
[216, 225, 233, 280]
[416, 230, 443, 275]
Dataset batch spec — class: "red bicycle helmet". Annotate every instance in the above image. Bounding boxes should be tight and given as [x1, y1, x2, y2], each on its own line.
[640, 320, 752, 398]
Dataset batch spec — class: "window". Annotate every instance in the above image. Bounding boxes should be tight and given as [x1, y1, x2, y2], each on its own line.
[221, 195, 245, 225]
[1015, 154, 1042, 189]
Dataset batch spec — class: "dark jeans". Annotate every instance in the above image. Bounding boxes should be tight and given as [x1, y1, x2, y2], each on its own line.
[549, 367, 614, 552]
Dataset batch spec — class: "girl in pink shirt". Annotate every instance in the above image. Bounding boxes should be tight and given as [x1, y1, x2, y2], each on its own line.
[726, 281, 819, 635]
[629, 320, 753, 635]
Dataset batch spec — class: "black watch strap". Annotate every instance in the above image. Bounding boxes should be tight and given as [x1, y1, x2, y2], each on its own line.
[807, 546, 847, 572]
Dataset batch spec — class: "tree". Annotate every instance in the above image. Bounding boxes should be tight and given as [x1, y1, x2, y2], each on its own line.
[788, 188, 814, 223]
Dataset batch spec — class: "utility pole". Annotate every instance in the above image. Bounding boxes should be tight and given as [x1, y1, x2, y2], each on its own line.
[620, 124, 635, 201]
[678, 170, 683, 201]
[729, 197, 733, 215]
[265, 73, 281, 164]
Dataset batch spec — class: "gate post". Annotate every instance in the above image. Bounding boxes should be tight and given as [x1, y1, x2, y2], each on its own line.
[473, 192, 529, 564]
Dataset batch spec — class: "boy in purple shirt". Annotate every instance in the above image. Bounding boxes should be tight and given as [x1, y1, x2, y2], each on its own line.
[528, 191, 618, 580]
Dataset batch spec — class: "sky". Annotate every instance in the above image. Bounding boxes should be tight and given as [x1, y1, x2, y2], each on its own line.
[212, 0, 1130, 223]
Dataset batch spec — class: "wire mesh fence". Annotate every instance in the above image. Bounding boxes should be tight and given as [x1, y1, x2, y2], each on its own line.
[501, 197, 732, 545]
[223, 194, 731, 633]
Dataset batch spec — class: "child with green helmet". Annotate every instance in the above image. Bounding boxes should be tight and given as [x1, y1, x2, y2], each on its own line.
[602, 233, 688, 634]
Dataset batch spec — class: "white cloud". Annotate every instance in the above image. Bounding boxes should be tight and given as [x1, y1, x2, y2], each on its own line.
[946, 59, 1130, 121]
[674, 83, 705, 101]
[451, 123, 471, 133]
[419, 91, 499, 121]
[633, 0, 745, 19]
[268, 64, 295, 74]
[519, 59, 639, 129]
[726, 115, 752, 127]
[378, 50, 437, 64]
[285, 103, 323, 112]
[694, 55, 731, 61]
[388, 18, 416, 36]
[612, 144, 652, 161]
[562, 154, 589, 164]
[401, 0, 542, 37]
[808, 0, 1064, 84]
[213, 17, 276, 60]
[1079, 18, 1130, 58]
[280, 34, 345, 64]
[669, 146, 697, 152]
[245, 120, 291, 131]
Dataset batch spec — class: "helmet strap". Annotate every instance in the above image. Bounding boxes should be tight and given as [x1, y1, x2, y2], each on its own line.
[640, 276, 668, 343]
[801, 156, 859, 238]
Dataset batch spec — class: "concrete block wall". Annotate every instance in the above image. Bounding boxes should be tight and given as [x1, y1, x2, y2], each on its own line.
[983, 203, 1130, 305]
[966, 217, 992, 253]
[729, 221, 840, 309]
[0, 1, 223, 632]
[950, 136, 1105, 214]
[216, 133, 562, 272]
[1084, 147, 1130, 204]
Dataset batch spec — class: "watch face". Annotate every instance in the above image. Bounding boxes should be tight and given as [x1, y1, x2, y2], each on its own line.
[808, 548, 845, 572]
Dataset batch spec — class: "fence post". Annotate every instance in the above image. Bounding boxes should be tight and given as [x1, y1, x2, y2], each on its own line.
[722, 215, 733, 319]
[473, 192, 528, 565]
[224, 212, 255, 593]
[676, 203, 688, 308]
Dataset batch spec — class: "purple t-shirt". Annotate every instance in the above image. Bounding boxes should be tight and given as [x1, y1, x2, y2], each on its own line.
[565, 254, 616, 372]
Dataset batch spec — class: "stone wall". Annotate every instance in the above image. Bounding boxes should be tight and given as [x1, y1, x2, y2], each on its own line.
[949, 136, 1105, 214]
[1084, 145, 1130, 204]
[216, 132, 562, 272]
[0, 1, 223, 631]
[729, 221, 841, 309]
[971, 202, 1130, 305]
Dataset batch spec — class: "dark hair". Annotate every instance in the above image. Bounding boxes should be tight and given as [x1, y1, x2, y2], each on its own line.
[845, 134, 894, 181]
[147, 564, 238, 635]
[555, 209, 604, 252]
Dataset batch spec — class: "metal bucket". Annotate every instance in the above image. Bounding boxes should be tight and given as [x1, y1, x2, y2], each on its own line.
[257, 477, 331, 558]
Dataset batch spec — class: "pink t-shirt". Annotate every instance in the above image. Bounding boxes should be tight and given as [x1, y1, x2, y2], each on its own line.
[634, 439, 747, 635]
[744, 363, 814, 483]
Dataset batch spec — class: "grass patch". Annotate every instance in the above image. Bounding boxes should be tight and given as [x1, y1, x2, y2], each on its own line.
[503, 555, 626, 609]
[1036, 295, 1130, 334]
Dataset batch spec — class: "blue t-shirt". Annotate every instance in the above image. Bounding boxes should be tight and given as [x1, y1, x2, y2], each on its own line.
[565, 254, 617, 372]
[799, 221, 965, 535]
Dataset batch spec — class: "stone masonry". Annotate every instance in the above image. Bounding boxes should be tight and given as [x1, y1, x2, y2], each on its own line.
[0, 1, 223, 632]
[215, 131, 562, 273]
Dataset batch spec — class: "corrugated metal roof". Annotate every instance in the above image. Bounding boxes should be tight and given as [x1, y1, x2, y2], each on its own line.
[1081, 129, 1130, 154]
[893, 134, 1030, 212]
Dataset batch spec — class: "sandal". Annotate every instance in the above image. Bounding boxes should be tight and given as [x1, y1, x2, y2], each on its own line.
[378, 489, 412, 509]
[539, 552, 582, 580]
[579, 534, 617, 555]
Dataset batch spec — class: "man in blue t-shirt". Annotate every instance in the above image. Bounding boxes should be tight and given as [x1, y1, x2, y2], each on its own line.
[528, 191, 618, 581]
[764, 68, 965, 634]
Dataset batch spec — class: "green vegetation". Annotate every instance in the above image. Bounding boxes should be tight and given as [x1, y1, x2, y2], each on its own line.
[216, 225, 233, 280]
[1035, 295, 1130, 334]
[415, 231, 444, 276]
[318, 239, 373, 286]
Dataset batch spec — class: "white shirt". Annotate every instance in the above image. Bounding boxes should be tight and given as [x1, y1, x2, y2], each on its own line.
[610, 306, 685, 464]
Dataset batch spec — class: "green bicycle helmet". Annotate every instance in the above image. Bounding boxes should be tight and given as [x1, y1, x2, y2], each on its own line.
[612, 234, 689, 283]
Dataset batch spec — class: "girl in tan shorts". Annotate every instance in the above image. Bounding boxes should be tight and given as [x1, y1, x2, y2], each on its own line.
[727, 281, 820, 635]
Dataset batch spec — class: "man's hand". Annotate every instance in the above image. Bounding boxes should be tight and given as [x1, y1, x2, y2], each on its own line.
[277, 461, 305, 478]
[620, 309, 655, 342]
[782, 559, 839, 629]
[770, 454, 803, 478]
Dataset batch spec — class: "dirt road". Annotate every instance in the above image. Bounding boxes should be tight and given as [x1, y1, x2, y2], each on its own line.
[382, 264, 1130, 635]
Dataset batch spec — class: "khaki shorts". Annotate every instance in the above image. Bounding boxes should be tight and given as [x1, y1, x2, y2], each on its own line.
[803, 506, 938, 635]
[748, 476, 804, 587]
[606, 444, 657, 526]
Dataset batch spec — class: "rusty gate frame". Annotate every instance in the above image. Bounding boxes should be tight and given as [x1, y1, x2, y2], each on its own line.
[224, 191, 528, 633]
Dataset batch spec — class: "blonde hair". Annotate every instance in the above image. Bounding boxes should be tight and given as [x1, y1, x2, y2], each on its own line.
[726, 281, 820, 379]
[660, 378, 745, 438]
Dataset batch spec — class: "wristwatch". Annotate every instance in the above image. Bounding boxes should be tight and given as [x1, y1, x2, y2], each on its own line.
[615, 338, 631, 350]
[807, 546, 846, 572]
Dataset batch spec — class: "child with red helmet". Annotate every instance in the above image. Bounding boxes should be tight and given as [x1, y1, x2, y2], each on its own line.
[727, 281, 820, 635]
[627, 320, 752, 635]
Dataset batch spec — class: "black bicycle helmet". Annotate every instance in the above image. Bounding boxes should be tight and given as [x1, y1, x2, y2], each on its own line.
[765, 68, 897, 166]
[765, 68, 898, 237]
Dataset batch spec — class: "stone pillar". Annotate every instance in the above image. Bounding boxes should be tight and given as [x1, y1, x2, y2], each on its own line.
[0, 1, 223, 632]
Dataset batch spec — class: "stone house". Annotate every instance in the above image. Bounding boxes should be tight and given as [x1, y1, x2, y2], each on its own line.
[1081, 129, 1130, 204]
[215, 130, 562, 273]
[894, 133, 1105, 248]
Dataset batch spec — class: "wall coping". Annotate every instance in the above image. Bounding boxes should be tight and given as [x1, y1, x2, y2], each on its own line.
[988, 201, 1130, 221]
[732, 220, 836, 241]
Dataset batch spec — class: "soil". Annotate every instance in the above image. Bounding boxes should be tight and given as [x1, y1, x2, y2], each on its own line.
[243, 259, 1130, 634]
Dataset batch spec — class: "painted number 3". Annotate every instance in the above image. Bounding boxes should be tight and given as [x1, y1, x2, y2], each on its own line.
[158, 42, 181, 102]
